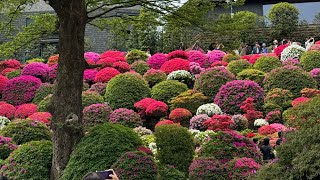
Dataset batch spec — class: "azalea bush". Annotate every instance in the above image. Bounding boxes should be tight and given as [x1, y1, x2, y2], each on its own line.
[189, 62, 204, 75]
[169, 108, 192, 127]
[228, 157, 261, 179]
[147, 53, 167, 69]
[160, 58, 190, 74]
[189, 114, 210, 131]
[27, 112, 52, 124]
[21, 62, 50, 82]
[0, 103, 16, 119]
[14, 103, 38, 119]
[131, 60, 150, 75]
[126, 49, 148, 64]
[88, 82, 107, 95]
[143, 69, 167, 87]
[232, 114, 249, 131]
[227, 59, 251, 75]
[310, 68, 320, 86]
[189, 158, 227, 179]
[196, 103, 222, 117]
[203, 115, 235, 131]
[83, 103, 112, 127]
[5, 69, 21, 79]
[264, 88, 293, 110]
[0, 75, 8, 94]
[151, 80, 188, 104]
[280, 45, 306, 62]
[157, 165, 185, 180]
[169, 90, 208, 114]
[207, 50, 226, 63]
[237, 69, 266, 85]
[0, 136, 17, 160]
[0, 116, 10, 130]
[300, 51, 320, 71]
[253, 56, 281, 73]
[109, 108, 142, 128]
[94, 67, 120, 83]
[258, 125, 277, 135]
[82, 91, 104, 108]
[167, 70, 194, 88]
[187, 50, 208, 67]
[167, 50, 188, 60]
[32, 83, 54, 105]
[112, 61, 130, 73]
[222, 54, 240, 63]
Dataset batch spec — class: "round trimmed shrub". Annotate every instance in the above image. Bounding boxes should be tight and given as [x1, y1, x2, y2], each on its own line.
[109, 108, 142, 128]
[32, 83, 54, 105]
[47, 55, 59, 66]
[189, 114, 210, 131]
[27, 112, 52, 124]
[187, 50, 208, 67]
[61, 123, 142, 180]
[249, 54, 262, 64]
[83, 103, 112, 127]
[169, 90, 208, 114]
[84, 52, 100, 62]
[167, 70, 195, 88]
[105, 73, 151, 109]
[111, 151, 157, 180]
[207, 50, 226, 63]
[126, 49, 148, 64]
[194, 66, 235, 98]
[160, 58, 190, 74]
[199, 130, 262, 163]
[94, 67, 120, 83]
[155, 119, 175, 127]
[96, 57, 118, 68]
[151, 80, 188, 104]
[167, 50, 188, 60]
[5, 69, 21, 79]
[189, 62, 204, 75]
[0, 120, 51, 145]
[189, 158, 227, 180]
[232, 114, 249, 131]
[100, 50, 125, 59]
[21, 62, 50, 82]
[280, 45, 306, 62]
[82, 91, 104, 108]
[112, 61, 130, 73]
[0, 59, 21, 72]
[131, 60, 150, 75]
[169, 108, 192, 127]
[227, 157, 261, 179]
[0, 136, 17, 160]
[264, 88, 293, 109]
[147, 53, 167, 69]
[310, 68, 320, 85]
[227, 59, 252, 75]
[264, 66, 317, 97]
[300, 50, 320, 71]
[14, 103, 37, 119]
[48, 64, 58, 83]
[155, 125, 194, 173]
[2, 75, 41, 106]
[0, 140, 52, 180]
[145, 101, 168, 118]
[157, 165, 185, 180]
[196, 103, 222, 117]
[214, 80, 265, 115]
[0, 103, 16, 119]
[83, 69, 98, 84]
[222, 54, 240, 63]
[253, 56, 281, 72]
[143, 69, 167, 87]
[0, 75, 8, 94]
[37, 94, 52, 112]
[237, 69, 266, 85]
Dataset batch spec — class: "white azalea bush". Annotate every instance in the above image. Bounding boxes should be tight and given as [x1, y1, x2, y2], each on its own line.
[280, 45, 306, 62]
[167, 70, 195, 87]
[0, 116, 10, 130]
[196, 103, 222, 117]
[254, 118, 269, 127]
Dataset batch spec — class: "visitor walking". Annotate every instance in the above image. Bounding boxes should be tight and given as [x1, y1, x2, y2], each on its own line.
[252, 42, 261, 54]
[272, 40, 278, 52]
[261, 43, 268, 54]
[260, 138, 275, 161]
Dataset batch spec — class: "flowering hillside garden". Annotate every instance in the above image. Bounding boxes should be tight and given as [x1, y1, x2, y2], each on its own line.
[0, 45, 319, 179]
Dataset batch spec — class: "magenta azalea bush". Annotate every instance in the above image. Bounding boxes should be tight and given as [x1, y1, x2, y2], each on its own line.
[189, 62, 204, 75]
[310, 68, 320, 85]
[21, 62, 50, 82]
[83, 69, 98, 84]
[14, 104, 38, 119]
[147, 53, 167, 69]
[84, 52, 100, 62]
[188, 50, 209, 68]
[48, 64, 58, 83]
[0, 136, 17, 160]
[189, 114, 210, 131]
[228, 157, 261, 179]
[214, 80, 265, 115]
[2, 75, 41, 106]
[83, 103, 113, 127]
[109, 108, 143, 128]
[189, 158, 227, 179]
[207, 50, 226, 64]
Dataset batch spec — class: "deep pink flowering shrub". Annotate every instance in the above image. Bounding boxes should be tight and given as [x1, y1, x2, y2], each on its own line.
[228, 157, 261, 179]
[232, 114, 249, 131]
[269, 123, 287, 132]
[86, 59, 96, 66]
[48, 64, 58, 83]
[112, 61, 130, 73]
[169, 108, 192, 127]
[155, 119, 175, 127]
[1, 68, 16, 76]
[265, 110, 282, 124]
[14, 104, 38, 119]
[188, 50, 209, 67]
[200, 130, 262, 164]
[291, 97, 310, 107]
[207, 50, 226, 63]
[282, 58, 300, 66]
[167, 50, 188, 60]
[0, 136, 17, 160]
[21, 62, 50, 82]
[274, 44, 289, 57]
[84, 52, 100, 62]
[214, 80, 265, 115]
[160, 58, 189, 74]
[109, 108, 142, 128]
[143, 69, 167, 87]
[83, 103, 113, 127]
[189, 158, 227, 179]
[145, 101, 168, 118]
[94, 67, 120, 83]
[83, 69, 98, 84]
[189, 62, 204, 75]
[134, 98, 157, 117]
[96, 57, 118, 68]
[194, 66, 235, 98]
[211, 61, 228, 67]
[258, 125, 277, 135]
[27, 112, 52, 124]
[241, 55, 251, 61]
[100, 50, 125, 59]
[203, 115, 235, 131]
[310, 68, 320, 85]
[0, 75, 8, 94]
[2, 75, 41, 106]
[0, 59, 21, 72]
[147, 53, 167, 69]
[0, 103, 16, 119]
[240, 98, 263, 127]
[249, 54, 262, 64]
[189, 114, 210, 131]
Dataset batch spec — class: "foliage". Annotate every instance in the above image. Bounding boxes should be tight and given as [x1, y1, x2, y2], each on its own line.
[194, 66, 235, 98]
[151, 80, 188, 104]
[155, 125, 194, 173]
[253, 56, 281, 73]
[5, 69, 21, 79]
[82, 91, 104, 108]
[169, 90, 208, 114]
[143, 69, 167, 87]
[105, 73, 151, 109]
[227, 59, 251, 75]
[0, 120, 51, 145]
[189, 158, 228, 180]
[0, 140, 52, 180]
[0, 136, 17, 160]
[126, 49, 148, 64]
[264, 88, 293, 110]
[157, 164, 185, 180]
[169, 108, 192, 127]
[37, 94, 52, 112]
[83, 103, 112, 127]
[61, 123, 142, 180]
[222, 54, 241, 63]
[264, 66, 317, 97]
[109, 108, 142, 128]
[300, 50, 320, 71]
[131, 60, 150, 75]
[32, 83, 54, 105]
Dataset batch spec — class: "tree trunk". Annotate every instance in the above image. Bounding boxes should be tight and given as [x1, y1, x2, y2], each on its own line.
[48, 0, 87, 179]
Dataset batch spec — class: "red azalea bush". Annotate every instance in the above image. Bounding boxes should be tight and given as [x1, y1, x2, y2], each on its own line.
[188, 50, 209, 67]
[274, 44, 289, 57]
[94, 67, 120, 83]
[160, 58, 190, 74]
[0, 75, 8, 94]
[169, 108, 192, 127]
[214, 80, 265, 115]
[155, 119, 175, 127]
[109, 108, 143, 128]
[145, 101, 168, 118]
[134, 98, 157, 117]
[189, 158, 227, 179]
[27, 112, 52, 124]
[14, 103, 38, 119]
[292, 97, 310, 107]
[258, 125, 277, 135]
[84, 52, 100, 62]
[207, 50, 226, 63]
[228, 157, 261, 179]
[1, 68, 16, 76]
[167, 50, 188, 60]
[112, 61, 130, 73]
[0, 59, 21, 72]
[96, 57, 118, 68]
[147, 53, 167, 69]
[143, 69, 167, 87]
[249, 54, 262, 64]
[203, 114, 235, 131]
[83, 103, 113, 127]
[0, 103, 16, 119]
[240, 98, 263, 126]
[211, 61, 228, 67]
[100, 50, 125, 59]
[2, 75, 42, 106]
[83, 69, 98, 84]
[21, 62, 50, 82]
[241, 55, 251, 61]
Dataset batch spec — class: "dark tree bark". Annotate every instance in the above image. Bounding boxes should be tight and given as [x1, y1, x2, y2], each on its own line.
[47, 0, 87, 179]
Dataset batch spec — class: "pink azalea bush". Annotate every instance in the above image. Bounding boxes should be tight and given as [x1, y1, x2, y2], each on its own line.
[27, 112, 52, 124]
[189, 62, 204, 75]
[258, 125, 277, 135]
[83, 69, 98, 84]
[269, 123, 287, 132]
[189, 158, 227, 179]
[2, 75, 42, 106]
[83, 103, 113, 127]
[167, 50, 188, 60]
[189, 114, 210, 131]
[291, 97, 310, 107]
[207, 50, 226, 63]
[48, 64, 58, 83]
[0, 75, 8, 94]
[147, 53, 167, 69]
[228, 157, 261, 179]
[0, 103, 16, 119]
[310, 68, 320, 84]
[0, 59, 21, 72]
[188, 50, 209, 67]
[0, 136, 17, 160]
[94, 67, 120, 83]
[100, 50, 125, 59]
[109, 108, 142, 128]
[112, 61, 130, 73]
[84, 52, 100, 62]
[21, 62, 50, 82]
[14, 103, 38, 119]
